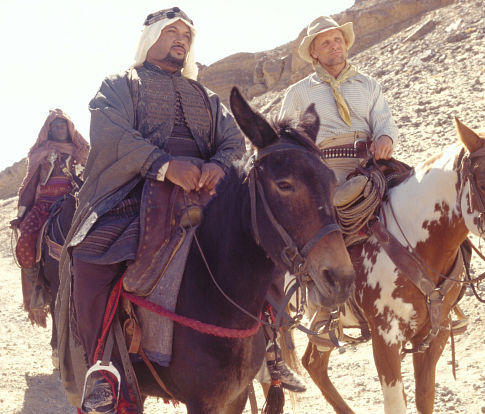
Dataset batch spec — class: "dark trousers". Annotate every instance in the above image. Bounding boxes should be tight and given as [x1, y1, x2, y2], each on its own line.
[71, 256, 126, 364]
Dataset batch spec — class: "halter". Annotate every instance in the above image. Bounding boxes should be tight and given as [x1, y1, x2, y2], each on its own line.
[248, 142, 341, 277]
[459, 146, 485, 233]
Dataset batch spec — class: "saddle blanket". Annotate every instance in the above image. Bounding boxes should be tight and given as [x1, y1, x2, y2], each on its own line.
[134, 226, 196, 366]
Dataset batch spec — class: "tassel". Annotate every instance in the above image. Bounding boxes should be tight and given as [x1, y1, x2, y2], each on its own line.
[262, 362, 285, 414]
[262, 378, 285, 414]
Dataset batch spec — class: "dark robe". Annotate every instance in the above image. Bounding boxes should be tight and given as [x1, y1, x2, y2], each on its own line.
[56, 62, 245, 408]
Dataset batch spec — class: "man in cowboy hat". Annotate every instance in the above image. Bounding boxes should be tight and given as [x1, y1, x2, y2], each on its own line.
[280, 15, 399, 184]
[55, 7, 246, 413]
[280, 16, 469, 351]
[279, 15, 399, 355]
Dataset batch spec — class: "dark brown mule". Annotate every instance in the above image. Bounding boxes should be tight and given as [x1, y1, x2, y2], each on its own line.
[128, 87, 355, 413]
[302, 119, 485, 414]
[40, 193, 77, 367]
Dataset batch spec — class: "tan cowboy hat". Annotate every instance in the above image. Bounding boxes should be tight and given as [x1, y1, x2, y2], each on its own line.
[298, 16, 355, 63]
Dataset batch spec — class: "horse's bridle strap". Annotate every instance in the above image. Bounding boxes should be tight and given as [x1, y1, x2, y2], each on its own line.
[249, 166, 340, 274]
[301, 224, 341, 257]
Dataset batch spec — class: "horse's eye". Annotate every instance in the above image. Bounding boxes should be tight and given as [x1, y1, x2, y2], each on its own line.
[276, 181, 294, 191]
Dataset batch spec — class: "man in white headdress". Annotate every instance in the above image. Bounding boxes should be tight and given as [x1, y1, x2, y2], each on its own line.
[56, 7, 245, 413]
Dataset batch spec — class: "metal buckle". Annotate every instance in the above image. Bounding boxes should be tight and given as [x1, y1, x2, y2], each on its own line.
[281, 246, 304, 274]
[426, 288, 443, 304]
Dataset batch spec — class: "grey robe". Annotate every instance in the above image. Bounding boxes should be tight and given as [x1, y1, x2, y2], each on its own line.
[55, 65, 245, 407]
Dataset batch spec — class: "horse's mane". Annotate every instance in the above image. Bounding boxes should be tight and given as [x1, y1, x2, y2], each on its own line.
[414, 142, 463, 177]
[273, 117, 321, 155]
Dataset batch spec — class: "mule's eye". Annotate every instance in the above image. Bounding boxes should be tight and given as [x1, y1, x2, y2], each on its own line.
[276, 180, 294, 191]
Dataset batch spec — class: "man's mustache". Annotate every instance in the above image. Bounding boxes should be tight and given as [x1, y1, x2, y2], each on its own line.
[171, 45, 186, 53]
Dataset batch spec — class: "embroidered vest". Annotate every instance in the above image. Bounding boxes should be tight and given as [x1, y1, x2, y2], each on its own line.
[134, 64, 212, 160]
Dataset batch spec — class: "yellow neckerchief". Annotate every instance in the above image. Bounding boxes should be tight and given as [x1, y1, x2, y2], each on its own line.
[315, 62, 358, 126]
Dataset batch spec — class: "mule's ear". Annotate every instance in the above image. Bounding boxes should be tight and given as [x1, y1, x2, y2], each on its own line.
[455, 117, 484, 153]
[230, 87, 278, 149]
[299, 103, 320, 143]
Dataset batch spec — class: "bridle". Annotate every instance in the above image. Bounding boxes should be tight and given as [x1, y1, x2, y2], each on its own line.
[248, 142, 341, 278]
[180, 141, 342, 335]
[458, 146, 485, 234]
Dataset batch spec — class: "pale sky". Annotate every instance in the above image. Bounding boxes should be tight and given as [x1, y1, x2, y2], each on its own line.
[0, 0, 354, 172]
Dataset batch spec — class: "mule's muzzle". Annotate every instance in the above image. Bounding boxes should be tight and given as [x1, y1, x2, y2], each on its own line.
[308, 266, 354, 308]
[304, 230, 355, 307]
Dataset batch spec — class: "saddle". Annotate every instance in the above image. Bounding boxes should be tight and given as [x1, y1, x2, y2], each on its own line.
[42, 195, 73, 261]
[334, 157, 412, 246]
[123, 173, 213, 296]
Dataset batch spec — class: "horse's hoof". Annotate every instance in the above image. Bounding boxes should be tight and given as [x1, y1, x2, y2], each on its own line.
[51, 349, 59, 370]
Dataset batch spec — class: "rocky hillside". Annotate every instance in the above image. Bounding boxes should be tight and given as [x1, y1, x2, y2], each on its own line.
[252, 0, 484, 168]
[0, 158, 26, 200]
[1, 0, 483, 200]
[198, 0, 454, 106]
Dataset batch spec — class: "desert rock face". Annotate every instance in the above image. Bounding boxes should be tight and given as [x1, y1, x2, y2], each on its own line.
[0, 158, 26, 200]
[198, 0, 454, 106]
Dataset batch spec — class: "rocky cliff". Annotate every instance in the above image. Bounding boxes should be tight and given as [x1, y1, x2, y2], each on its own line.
[198, 0, 454, 106]
[0, 159, 26, 200]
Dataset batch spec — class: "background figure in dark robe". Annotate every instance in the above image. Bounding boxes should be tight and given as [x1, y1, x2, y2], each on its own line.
[11, 109, 89, 325]
[56, 7, 246, 413]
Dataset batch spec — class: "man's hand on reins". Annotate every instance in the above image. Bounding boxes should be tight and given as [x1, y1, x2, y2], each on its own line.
[9, 218, 22, 229]
[198, 163, 224, 195]
[370, 135, 393, 160]
[165, 159, 201, 192]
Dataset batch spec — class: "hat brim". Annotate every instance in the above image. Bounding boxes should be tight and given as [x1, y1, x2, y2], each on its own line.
[298, 22, 354, 63]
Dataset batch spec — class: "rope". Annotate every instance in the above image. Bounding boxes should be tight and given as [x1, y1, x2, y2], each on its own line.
[121, 291, 261, 338]
[335, 169, 386, 246]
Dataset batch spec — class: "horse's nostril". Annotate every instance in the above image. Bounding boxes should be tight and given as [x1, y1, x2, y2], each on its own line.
[322, 268, 335, 287]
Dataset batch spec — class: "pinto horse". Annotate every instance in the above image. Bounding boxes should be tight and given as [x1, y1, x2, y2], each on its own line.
[121, 87, 356, 413]
[302, 119, 485, 414]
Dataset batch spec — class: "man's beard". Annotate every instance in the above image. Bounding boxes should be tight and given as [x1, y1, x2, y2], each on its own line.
[160, 52, 185, 70]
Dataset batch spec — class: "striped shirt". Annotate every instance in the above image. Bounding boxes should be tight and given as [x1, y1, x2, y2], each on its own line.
[279, 71, 399, 146]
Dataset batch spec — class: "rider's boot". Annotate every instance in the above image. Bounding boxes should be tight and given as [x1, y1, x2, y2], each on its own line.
[81, 370, 118, 414]
[266, 342, 307, 393]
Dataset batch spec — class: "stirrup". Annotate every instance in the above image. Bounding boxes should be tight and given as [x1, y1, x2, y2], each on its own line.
[451, 318, 469, 336]
[81, 360, 121, 412]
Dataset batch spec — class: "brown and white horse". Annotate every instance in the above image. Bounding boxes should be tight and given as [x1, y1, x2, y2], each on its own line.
[302, 119, 485, 414]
